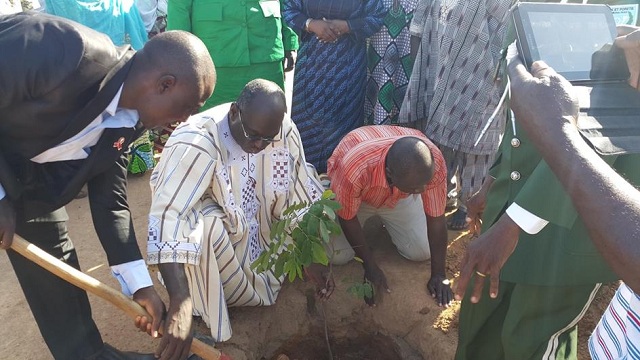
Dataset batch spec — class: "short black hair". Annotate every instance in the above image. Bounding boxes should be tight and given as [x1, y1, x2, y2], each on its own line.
[137, 30, 216, 91]
[387, 136, 434, 180]
[236, 79, 287, 113]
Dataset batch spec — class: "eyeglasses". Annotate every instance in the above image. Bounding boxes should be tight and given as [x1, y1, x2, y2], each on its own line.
[237, 109, 281, 143]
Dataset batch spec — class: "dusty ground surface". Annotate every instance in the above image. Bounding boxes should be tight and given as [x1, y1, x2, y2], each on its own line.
[0, 172, 616, 359]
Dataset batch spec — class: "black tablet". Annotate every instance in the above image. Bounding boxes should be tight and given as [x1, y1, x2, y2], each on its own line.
[512, 2, 626, 82]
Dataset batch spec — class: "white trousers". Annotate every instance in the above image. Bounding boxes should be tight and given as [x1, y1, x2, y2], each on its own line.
[330, 195, 430, 265]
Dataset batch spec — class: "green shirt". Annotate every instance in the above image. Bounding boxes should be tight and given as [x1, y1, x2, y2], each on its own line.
[167, 0, 298, 67]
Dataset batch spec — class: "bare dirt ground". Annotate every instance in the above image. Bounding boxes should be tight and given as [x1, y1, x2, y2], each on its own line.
[0, 172, 616, 359]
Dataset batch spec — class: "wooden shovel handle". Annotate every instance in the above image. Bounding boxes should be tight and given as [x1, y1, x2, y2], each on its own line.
[10, 234, 229, 360]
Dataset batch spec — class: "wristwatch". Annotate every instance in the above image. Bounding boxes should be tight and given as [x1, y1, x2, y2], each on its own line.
[305, 18, 313, 32]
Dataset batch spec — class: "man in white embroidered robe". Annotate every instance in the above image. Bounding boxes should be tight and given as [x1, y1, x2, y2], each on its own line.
[146, 80, 327, 357]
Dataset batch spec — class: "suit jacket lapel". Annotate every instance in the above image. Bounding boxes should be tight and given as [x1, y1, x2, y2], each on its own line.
[39, 47, 136, 158]
[19, 124, 143, 219]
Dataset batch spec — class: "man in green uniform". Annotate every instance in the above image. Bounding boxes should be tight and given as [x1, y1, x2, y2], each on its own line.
[167, 0, 297, 109]
[453, 1, 640, 359]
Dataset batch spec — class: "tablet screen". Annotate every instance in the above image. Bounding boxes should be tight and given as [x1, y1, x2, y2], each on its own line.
[513, 3, 626, 82]
[527, 12, 612, 74]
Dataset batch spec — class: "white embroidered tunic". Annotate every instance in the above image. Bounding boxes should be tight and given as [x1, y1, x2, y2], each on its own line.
[146, 104, 323, 341]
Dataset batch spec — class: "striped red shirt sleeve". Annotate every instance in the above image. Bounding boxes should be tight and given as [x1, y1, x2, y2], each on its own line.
[421, 141, 447, 217]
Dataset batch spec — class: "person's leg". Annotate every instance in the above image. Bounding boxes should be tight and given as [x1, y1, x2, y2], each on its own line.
[327, 206, 377, 265]
[459, 151, 496, 205]
[8, 208, 103, 359]
[438, 145, 470, 230]
[447, 150, 496, 230]
[502, 282, 602, 360]
[376, 196, 430, 261]
[455, 278, 514, 360]
[438, 144, 462, 209]
[326, 233, 357, 265]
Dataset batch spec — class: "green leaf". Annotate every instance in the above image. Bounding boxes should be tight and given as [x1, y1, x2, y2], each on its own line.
[291, 227, 306, 243]
[324, 199, 342, 211]
[306, 215, 320, 237]
[283, 202, 305, 216]
[363, 281, 374, 298]
[299, 240, 313, 265]
[250, 257, 259, 270]
[283, 260, 293, 278]
[322, 190, 336, 200]
[269, 220, 281, 240]
[319, 221, 329, 242]
[251, 252, 268, 272]
[274, 255, 287, 278]
[283, 218, 292, 233]
[326, 220, 343, 236]
[296, 265, 303, 280]
[266, 197, 346, 285]
[312, 242, 329, 265]
[323, 205, 336, 220]
[288, 266, 297, 282]
[310, 204, 324, 217]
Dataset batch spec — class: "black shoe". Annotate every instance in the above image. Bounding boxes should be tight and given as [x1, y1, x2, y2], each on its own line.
[87, 343, 156, 360]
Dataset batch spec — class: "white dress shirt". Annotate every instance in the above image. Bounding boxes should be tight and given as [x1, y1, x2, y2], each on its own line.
[0, 86, 152, 296]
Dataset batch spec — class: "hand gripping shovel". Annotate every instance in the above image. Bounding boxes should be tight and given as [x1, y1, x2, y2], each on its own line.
[10, 234, 230, 360]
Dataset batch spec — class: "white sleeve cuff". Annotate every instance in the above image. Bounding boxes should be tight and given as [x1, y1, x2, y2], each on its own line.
[506, 203, 549, 235]
[111, 259, 154, 296]
[0, 184, 5, 200]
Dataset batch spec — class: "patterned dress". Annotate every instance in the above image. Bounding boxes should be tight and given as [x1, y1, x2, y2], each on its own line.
[365, 0, 417, 125]
[283, 0, 386, 173]
[589, 283, 640, 359]
[126, 130, 155, 175]
[146, 104, 323, 342]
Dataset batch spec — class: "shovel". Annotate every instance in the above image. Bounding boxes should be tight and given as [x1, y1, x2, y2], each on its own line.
[10, 234, 230, 360]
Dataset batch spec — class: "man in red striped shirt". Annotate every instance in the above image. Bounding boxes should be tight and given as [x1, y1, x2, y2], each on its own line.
[327, 125, 453, 306]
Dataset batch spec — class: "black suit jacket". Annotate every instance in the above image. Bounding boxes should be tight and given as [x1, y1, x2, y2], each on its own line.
[0, 12, 143, 266]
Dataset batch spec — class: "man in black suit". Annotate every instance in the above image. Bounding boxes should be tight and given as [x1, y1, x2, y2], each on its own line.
[0, 12, 215, 359]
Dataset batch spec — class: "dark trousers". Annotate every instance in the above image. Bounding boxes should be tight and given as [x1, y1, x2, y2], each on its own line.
[7, 208, 103, 360]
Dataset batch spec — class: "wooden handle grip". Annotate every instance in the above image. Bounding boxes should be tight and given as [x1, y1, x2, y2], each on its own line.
[10, 234, 228, 360]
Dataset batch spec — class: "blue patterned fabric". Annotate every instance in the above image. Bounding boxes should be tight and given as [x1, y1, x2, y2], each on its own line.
[284, 0, 386, 173]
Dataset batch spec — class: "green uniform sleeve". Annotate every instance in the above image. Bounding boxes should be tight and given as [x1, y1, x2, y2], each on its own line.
[512, 160, 577, 229]
[513, 154, 618, 229]
[281, 18, 299, 51]
[167, 0, 193, 32]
